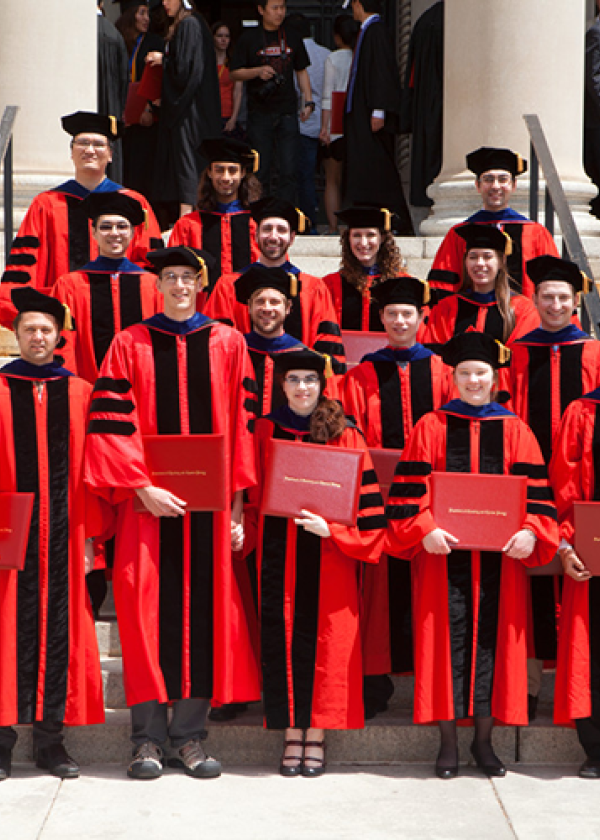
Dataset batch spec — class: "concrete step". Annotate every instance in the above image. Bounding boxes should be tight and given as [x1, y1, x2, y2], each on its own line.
[10, 707, 583, 767]
[95, 619, 121, 658]
[101, 657, 127, 709]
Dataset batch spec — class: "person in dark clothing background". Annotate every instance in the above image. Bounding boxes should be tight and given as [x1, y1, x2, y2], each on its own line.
[97, 1, 129, 183]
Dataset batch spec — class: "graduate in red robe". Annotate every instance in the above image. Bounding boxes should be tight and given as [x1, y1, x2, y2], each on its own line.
[385, 331, 558, 779]
[549, 390, 600, 778]
[50, 190, 161, 384]
[424, 224, 539, 350]
[0, 113, 161, 309]
[342, 276, 453, 704]
[427, 147, 558, 301]
[244, 348, 386, 777]
[84, 246, 260, 781]
[169, 137, 262, 293]
[204, 197, 346, 373]
[509, 255, 600, 713]
[0, 289, 106, 782]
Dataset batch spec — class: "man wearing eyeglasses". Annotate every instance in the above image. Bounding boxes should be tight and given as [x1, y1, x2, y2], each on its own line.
[427, 147, 559, 301]
[84, 245, 260, 780]
[1, 111, 162, 306]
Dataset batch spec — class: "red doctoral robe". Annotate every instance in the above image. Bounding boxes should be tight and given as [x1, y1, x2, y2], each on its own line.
[50, 260, 160, 384]
[385, 403, 558, 725]
[0, 364, 106, 727]
[549, 391, 600, 725]
[204, 267, 347, 374]
[245, 414, 386, 730]
[169, 209, 261, 294]
[84, 313, 260, 707]
[341, 345, 453, 675]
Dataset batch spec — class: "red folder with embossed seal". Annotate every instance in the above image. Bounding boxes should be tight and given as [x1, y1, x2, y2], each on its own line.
[574, 502, 600, 575]
[369, 448, 403, 503]
[430, 472, 527, 551]
[260, 439, 364, 526]
[134, 434, 226, 513]
[0, 492, 35, 571]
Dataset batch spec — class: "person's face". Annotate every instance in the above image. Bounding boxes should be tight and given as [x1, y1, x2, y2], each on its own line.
[350, 0, 363, 22]
[163, 0, 182, 17]
[533, 280, 576, 333]
[380, 303, 422, 348]
[135, 5, 150, 33]
[465, 248, 501, 293]
[71, 133, 112, 179]
[258, 0, 286, 30]
[256, 218, 293, 266]
[207, 162, 243, 203]
[15, 312, 60, 367]
[454, 360, 495, 406]
[92, 214, 134, 258]
[213, 25, 231, 52]
[283, 368, 321, 416]
[476, 169, 516, 212]
[156, 264, 200, 319]
[248, 287, 291, 338]
[349, 227, 383, 268]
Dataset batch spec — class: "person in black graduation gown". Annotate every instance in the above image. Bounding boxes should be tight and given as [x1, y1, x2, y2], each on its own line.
[149, 0, 221, 220]
[402, 0, 443, 208]
[98, 3, 129, 183]
[342, 0, 413, 235]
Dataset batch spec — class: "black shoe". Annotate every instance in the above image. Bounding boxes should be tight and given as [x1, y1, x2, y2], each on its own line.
[0, 745, 11, 781]
[127, 741, 163, 780]
[435, 763, 458, 780]
[579, 758, 600, 779]
[36, 744, 80, 779]
[470, 743, 506, 778]
[208, 703, 248, 722]
[528, 694, 539, 722]
[167, 739, 222, 779]
[302, 740, 326, 778]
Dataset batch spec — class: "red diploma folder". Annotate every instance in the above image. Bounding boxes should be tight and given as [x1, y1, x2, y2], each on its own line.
[342, 331, 388, 368]
[137, 63, 163, 102]
[369, 448, 403, 503]
[0, 492, 35, 571]
[134, 434, 226, 513]
[574, 502, 600, 575]
[124, 82, 146, 126]
[430, 472, 527, 552]
[330, 90, 347, 135]
[260, 438, 364, 526]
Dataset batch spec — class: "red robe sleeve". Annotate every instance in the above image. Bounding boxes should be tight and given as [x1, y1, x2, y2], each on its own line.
[548, 399, 587, 545]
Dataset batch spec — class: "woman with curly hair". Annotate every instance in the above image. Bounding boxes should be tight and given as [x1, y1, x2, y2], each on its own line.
[322, 206, 407, 332]
[243, 347, 386, 777]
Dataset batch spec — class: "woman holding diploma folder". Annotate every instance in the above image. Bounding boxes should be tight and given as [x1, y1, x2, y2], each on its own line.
[243, 347, 386, 777]
[385, 331, 558, 779]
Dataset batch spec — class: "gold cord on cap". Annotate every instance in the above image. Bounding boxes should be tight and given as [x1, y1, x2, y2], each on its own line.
[296, 209, 307, 235]
[516, 153, 525, 175]
[288, 273, 298, 297]
[109, 116, 117, 137]
[63, 304, 73, 331]
[502, 230, 513, 256]
[495, 340, 511, 365]
[182, 247, 208, 287]
[380, 208, 392, 232]
[143, 207, 149, 231]
[250, 149, 259, 174]
[323, 354, 333, 379]
[420, 278, 431, 306]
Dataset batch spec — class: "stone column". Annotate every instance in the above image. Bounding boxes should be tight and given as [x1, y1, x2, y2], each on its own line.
[421, 0, 599, 236]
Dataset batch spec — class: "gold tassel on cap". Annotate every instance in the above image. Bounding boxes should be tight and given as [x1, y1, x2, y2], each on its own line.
[502, 230, 513, 256]
[288, 273, 298, 297]
[143, 207, 149, 231]
[323, 354, 333, 379]
[63, 304, 73, 331]
[109, 115, 117, 137]
[516, 153, 525, 175]
[380, 208, 392, 232]
[495, 340, 510, 365]
[420, 278, 431, 306]
[250, 149, 260, 173]
[198, 257, 208, 289]
[581, 271, 592, 295]
[296, 209, 306, 234]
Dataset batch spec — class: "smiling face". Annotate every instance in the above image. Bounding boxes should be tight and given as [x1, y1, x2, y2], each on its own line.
[15, 312, 61, 367]
[349, 227, 383, 268]
[282, 368, 321, 416]
[380, 303, 422, 348]
[92, 214, 134, 259]
[248, 287, 291, 338]
[465, 248, 501, 294]
[206, 161, 243, 203]
[475, 169, 517, 212]
[135, 4, 150, 33]
[156, 264, 200, 321]
[256, 218, 293, 266]
[454, 359, 496, 406]
[71, 133, 112, 181]
[533, 280, 576, 333]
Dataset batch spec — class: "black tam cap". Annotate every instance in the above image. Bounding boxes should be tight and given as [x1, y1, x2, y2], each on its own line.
[455, 223, 512, 256]
[61, 111, 124, 140]
[82, 191, 145, 227]
[250, 198, 307, 234]
[11, 287, 71, 331]
[200, 137, 259, 173]
[466, 147, 527, 178]
[438, 329, 511, 369]
[526, 255, 590, 294]
[273, 346, 329, 378]
[336, 205, 396, 232]
[146, 246, 216, 289]
[235, 266, 300, 304]
[371, 276, 430, 310]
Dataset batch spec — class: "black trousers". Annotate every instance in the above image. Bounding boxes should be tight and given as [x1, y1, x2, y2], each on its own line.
[0, 720, 64, 751]
[130, 699, 209, 749]
[576, 717, 600, 761]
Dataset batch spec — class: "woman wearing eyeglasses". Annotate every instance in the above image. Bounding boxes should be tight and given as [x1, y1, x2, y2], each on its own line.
[243, 347, 386, 778]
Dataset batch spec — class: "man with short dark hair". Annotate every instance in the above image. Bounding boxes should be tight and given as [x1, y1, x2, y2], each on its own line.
[0, 288, 106, 782]
[229, 0, 313, 202]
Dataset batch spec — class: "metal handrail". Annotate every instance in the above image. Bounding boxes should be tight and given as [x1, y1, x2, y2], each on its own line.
[1, 106, 19, 268]
[524, 113, 600, 338]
